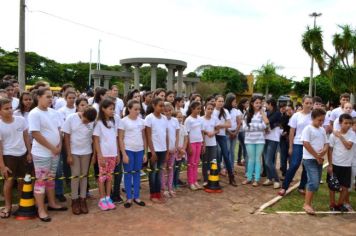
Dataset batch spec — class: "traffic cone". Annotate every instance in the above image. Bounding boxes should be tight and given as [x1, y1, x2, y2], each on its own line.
[14, 174, 37, 220]
[204, 159, 223, 193]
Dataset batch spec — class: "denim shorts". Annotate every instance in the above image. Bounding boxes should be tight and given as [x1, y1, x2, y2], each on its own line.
[303, 159, 323, 192]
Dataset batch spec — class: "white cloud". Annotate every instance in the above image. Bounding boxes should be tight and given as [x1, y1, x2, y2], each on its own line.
[1, 0, 355, 81]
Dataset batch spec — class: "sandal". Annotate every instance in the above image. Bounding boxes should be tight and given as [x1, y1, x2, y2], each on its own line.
[0, 209, 11, 219]
[242, 180, 251, 185]
[303, 205, 315, 215]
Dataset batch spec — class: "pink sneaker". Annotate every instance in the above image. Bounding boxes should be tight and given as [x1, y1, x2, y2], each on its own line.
[105, 197, 116, 210]
[98, 199, 109, 211]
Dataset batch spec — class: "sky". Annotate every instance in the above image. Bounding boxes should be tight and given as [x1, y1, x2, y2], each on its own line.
[1, 0, 355, 81]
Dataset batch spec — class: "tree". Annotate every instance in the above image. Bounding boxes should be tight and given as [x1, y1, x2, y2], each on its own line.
[139, 66, 167, 91]
[253, 61, 283, 97]
[301, 25, 356, 96]
[254, 74, 293, 98]
[200, 66, 248, 95]
[293, 75, 339, 104]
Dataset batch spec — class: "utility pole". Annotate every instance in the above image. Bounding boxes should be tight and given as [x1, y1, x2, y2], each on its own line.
[18, 0, 26, 90]
[308, 12, 322, 96]
[97, 40, 101, 70]
[89, 49, 92, 87]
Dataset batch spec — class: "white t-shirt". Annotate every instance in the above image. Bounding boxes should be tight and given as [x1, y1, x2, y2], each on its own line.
[202, 116, 219, 146]
[115, 98, 124, 117]
[29, 107, 61, 157]
[330, 107, 356, 122]
[301, 124, 328, 160]
[92, 103, 99, 113]
[329, 129, 356, 167]
[213, 108, 231, 136]
[144, 113, 168, 152]
[288, 112, 312, 145]
[13, 110, 29, 120]
[265, 126, 282, 142]
[178, 124, 188, 148]
[118, 116, 145, 152]
[184, 116, 204, 143]
[93, 117, 120, 157]
[352, 135, 356, 167]
[54, 97, 66, 110]
[166, 117, 180, 151]
[58, 106, 76, 124]
[88, 97, 94, 105]
[0, 116, 28, 156]
[228, 108, 242, 131]
[11, 97, 19, 110]
[61, 113, 95, 155]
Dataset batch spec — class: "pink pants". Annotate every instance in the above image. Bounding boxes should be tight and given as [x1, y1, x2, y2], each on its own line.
[161, 152, 176, 191]
[187, 142, 202, 185]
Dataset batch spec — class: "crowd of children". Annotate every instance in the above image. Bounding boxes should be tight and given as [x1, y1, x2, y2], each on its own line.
[0, 75, 355, 221]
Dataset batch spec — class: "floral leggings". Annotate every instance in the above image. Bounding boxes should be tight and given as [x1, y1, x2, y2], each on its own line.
[98, 157, 116, 183]
[33, 154, 59, 194]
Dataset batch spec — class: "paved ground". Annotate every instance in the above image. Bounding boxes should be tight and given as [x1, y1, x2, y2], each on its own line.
[1, 167, 356, 236]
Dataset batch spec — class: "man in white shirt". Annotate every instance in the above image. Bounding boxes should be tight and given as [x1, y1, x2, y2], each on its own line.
[329, 93, 356, 128]
[110, 85, 124, 118]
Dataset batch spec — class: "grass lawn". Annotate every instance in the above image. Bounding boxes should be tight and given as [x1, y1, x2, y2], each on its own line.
[265, 171, 356, 213]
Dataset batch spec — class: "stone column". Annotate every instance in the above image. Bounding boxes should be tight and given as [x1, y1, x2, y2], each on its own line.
[191, 82, 197, 93]
[150, 64, 158, 91]
[103, 77, 110, 89]
[177, 67, 185, 97]
[93, 76, 100, 89]
[124, 79, 130, 96]
[133, 64, 142, 90]
[184, 82, 191, 96]
[166, 64, 175, 91]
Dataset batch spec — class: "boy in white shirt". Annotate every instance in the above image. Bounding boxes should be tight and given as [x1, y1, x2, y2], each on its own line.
[301, 108, 328, 215]
[0, 98, 32, 218]
[327, 113, 356, 212]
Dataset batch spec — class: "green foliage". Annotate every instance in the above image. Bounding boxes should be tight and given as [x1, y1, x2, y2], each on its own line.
[253, 61, 283, 97]
[196, 81, 226, 99]
[201, 66, 247, 94]
[254, 74, 293, 98]
[293, 75, 339, 103]
[186, 72, 197, 77]
[0, 47, 123, 91]
[301, 25, 356, 94]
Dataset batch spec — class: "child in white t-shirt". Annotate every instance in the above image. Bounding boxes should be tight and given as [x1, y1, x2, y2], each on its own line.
[327, 113, 356, 212]
[173, 111, 188, 189]
[118, 99, 147, 208]
[145, 97, 168, 203]
[185, 101, 204, 191]
[0, 98, 32, 219]
[62, 100, 97, 215]
[161, 102, 179, 197]
[58, 91, 76, 123]
[93, 99, 120, 211]
[202, 102, 219, 186]
[301, 108, 328, 215]
[344, 117, 356, 211]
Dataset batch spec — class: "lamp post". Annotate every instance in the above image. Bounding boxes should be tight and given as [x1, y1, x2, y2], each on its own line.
[308, 12, 322, 96]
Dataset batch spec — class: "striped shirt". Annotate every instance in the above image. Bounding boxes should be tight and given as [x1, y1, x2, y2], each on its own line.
[242, 112, 266, 144]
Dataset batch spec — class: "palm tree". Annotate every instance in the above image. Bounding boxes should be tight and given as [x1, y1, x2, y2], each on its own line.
[253, 61, 282, 98]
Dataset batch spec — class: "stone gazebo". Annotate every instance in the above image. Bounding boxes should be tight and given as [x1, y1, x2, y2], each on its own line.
[90, 69, 133, 95]
[120, 57, 191, 96]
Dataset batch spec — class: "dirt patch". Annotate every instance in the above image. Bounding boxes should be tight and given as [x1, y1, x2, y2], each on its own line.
[1, 167, 356, 236]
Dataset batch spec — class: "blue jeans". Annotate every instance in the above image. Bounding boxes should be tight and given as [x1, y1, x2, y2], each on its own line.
[237, 132, 248, 164]
[55, 146, 71, 196]
[216, 135, 233, 175]
[245, 144, 264, 182]
[282, 144, 308, 190]
[279, 137, 290, 176]
[148, 151, 166, 194]
[303, 159, 322, 192]
[263, 140, 280, 181]
[123, 150, 144, 200]
[173, 159, 184, 188]
[226, 134, 238, 168]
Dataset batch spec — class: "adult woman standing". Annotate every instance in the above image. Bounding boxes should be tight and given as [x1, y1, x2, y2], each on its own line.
[278, 96, 313, 196]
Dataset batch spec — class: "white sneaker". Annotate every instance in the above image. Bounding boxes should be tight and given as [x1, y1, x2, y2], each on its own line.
[163, 191, 170, 198]
[190, 184, 198, 191]
[273, 182, 281, 189]
[263, 179, 273, 186]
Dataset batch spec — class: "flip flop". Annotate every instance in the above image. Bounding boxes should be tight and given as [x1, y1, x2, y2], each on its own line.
[0, 209, 11, 219]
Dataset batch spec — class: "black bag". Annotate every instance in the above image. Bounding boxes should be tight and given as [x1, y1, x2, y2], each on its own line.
[327, 174, 341, 192]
